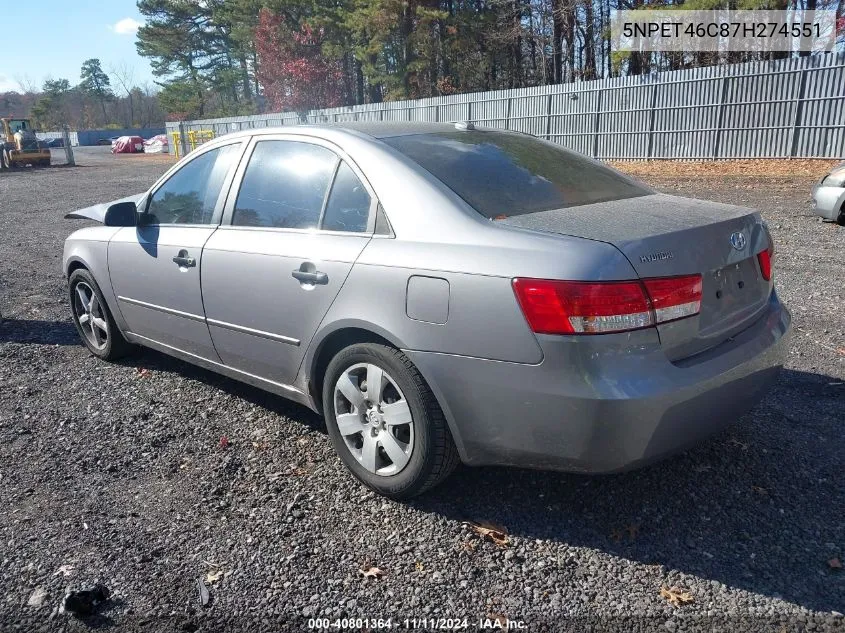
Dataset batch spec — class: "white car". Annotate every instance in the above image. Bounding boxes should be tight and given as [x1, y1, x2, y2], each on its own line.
[811, 161, 845, 224]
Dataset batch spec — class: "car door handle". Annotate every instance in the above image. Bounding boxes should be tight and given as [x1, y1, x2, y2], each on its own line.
[172, 251, 196, 267]
[291, 269, 328, 285]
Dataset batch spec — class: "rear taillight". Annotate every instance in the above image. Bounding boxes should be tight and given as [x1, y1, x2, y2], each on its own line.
[757, 245, 773, 281]
[512, 275, 702, 335]
[642, 275, 702, 324]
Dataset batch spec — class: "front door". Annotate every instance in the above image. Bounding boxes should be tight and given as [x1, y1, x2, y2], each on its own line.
[108, 141, 244, 360]
[201, 138, 376, 385]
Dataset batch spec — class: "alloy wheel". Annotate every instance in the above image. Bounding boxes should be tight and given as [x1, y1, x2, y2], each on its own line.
[333, 363, 414, 476]
[72, 281, 109, 351]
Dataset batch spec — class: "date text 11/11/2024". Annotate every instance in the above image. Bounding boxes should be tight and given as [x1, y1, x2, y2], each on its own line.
[307, 617, 528, 630]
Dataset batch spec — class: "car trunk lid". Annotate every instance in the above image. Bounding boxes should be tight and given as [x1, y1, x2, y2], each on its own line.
[499, 193, 773, 360]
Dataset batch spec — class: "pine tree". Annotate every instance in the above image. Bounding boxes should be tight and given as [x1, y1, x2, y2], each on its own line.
[79, 59, 113, 123]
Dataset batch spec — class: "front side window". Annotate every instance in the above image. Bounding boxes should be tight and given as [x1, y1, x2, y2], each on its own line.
[383, 131, 651, 218]
[232, 141, 338, 229]
[321, 161, 371, 232]
[146, 143, 241, 225]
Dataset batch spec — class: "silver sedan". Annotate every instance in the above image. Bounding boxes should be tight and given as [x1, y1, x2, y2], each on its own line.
[63, 123, 791, 499]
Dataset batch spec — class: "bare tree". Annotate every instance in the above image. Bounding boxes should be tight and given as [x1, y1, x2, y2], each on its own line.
[13, 74, 38, 94]
[109, 62, 137, 127]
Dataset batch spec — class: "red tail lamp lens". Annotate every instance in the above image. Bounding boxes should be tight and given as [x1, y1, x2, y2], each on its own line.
[757, 247, 773, 281]
[513, 275, 703, 335]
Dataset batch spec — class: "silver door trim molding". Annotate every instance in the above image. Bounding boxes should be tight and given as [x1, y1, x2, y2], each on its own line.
[119, 295, 301, 346]
[118, 296, 206, 323]
[206, 318, 301, 346]
[124, 331, 309, 401]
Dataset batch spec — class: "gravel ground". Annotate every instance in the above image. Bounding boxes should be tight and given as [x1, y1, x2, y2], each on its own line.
[0, 149, 843, 632]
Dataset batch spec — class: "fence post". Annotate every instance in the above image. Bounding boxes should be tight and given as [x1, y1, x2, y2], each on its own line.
[467, 100, 473, 122]
[592, 89, 603, 158]
[789, 68, 808, 159]
[505, 96, 512, 130]
[61, 125, 75, 166]
[178, 121, 188, 157]
[646, 83, 658, 160]
[713, 76, 730, 160]
[545, 93, 553, 140]
[434, 104, 439, 123]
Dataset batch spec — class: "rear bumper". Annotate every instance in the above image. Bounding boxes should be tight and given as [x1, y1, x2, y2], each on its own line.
[407, 292, 791, 473]
[811, 183, 845, 221]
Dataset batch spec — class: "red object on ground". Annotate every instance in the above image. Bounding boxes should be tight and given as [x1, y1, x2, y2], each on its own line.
[111, 136, 145, 154]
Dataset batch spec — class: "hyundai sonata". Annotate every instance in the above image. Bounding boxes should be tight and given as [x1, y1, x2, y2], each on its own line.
[63, 123, 791, 499]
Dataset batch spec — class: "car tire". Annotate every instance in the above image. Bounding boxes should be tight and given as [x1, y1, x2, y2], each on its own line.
[323, 343, 459, 499]
[837, 205, 845, 227]
[68, 268, 134, 361]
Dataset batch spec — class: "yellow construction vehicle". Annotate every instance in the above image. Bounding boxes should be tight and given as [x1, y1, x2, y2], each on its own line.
[1, 118, 51, 168]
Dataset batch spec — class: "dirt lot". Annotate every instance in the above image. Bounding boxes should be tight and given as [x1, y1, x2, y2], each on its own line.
[0, 148, 843, 632]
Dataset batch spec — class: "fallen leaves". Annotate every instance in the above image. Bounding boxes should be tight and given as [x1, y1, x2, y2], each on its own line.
[751, 485, 769, 496]
[135, 367, 151, 379]
[610, 159, 839, 180]
[660, 586, 694, 607]
[205, 569, 224, 584]
[219, 436, 229, 450]
[828, 557, 842, 570]
[359, 566, 385, 579]
[611, 524, 640, 543]
[463, 521, 509, 547]
[486, 614, 511, 627]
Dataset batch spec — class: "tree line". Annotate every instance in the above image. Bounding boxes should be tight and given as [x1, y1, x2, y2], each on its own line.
[2, 59, 165, 131]
[136, 0, 845, 120]
[4, 0, 843, 128]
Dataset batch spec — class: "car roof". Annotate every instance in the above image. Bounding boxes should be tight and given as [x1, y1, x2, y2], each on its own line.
[211, 121, 492, 143]
[310, 122, 467, 138]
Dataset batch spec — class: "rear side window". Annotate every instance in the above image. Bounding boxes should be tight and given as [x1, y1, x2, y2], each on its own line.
[233, 140, 337, 229]
[146, 143, 241, 225]
[321, 161, 371, 232]
[383, 131, 651, 218]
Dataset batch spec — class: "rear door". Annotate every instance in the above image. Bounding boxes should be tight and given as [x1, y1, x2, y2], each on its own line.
[108, 141, 244, 359]
[201, 136, 376, 386]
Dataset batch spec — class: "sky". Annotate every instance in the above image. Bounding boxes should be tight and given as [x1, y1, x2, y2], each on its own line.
[0, 0, 156, 94]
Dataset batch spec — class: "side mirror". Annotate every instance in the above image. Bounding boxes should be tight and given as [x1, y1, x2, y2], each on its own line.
[104, 201, 137, 227]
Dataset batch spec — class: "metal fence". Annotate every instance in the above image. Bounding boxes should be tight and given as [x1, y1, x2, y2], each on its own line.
[37, 131, 79, 146]
[167, 53, 845, 161]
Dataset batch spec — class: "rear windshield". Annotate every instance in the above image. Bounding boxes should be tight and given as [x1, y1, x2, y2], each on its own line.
[382, 131, 651, 218]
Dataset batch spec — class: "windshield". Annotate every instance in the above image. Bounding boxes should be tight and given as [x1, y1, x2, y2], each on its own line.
[7, 119, 30, 134]
[382, 130, 651, 218]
